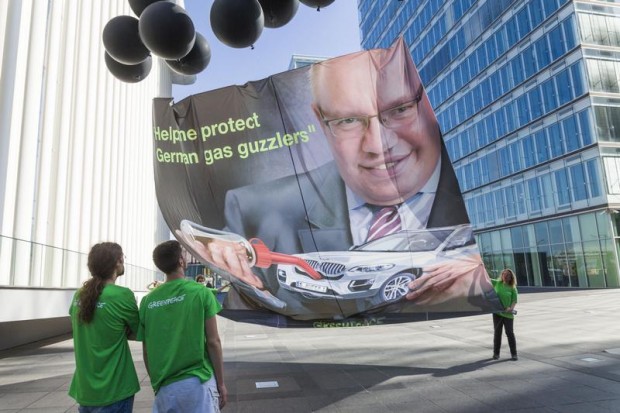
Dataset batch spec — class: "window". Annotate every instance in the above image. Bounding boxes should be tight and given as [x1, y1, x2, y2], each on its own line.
[548, 219, 564, 244]
[476, 195, 485, 224]
[484, 192, 495, 223]
[555, 169, 571, 206]
[541, 78, 558, 113]
[499, 146, 511, 177]
[534, 36, 551, 69]
[495, 109, 507, 138]
[528, 87, 543, 120]
[494, 190, 505, 220]
[484, 115, 495, 145]
[555, 68, 573, 106]
[499, 64, 512, 92]
[595, 106, 620, 142]
[541, 174, 554, 209]
[585, 159, 601, 198]
[603, 156, 620, 194]
[547, 123, 564, 158]
[506, 17, 519, 46]
[529, 0, 545, 28]
[570, 62, 586, 97]
[534, 130, 549, 163]
[511, 55, 525, 86]
[516, 94, 530, 127]
[603, 60, 620, 92]
[534, 221, 549, 245]
[577, 109, 593, 146]
[486, 151, 500, 182]
[505, 187, 516, 217]
[522, 135, 536, 168]
[515, 181, 526, 214]
[607, 15, 620, 47]
[523, 45, 537, 79]
[579, 14, 593, 43]
[562, 15, 578, 50]
[494, 28, 507, 57]
[516, 7, 532, 38]
[561, 115, 580, 153]
[548, 25, 565, 61]
[588, 59, 603, 92]
[527, 177, 542, 212]
[509, 141, 522, 173]
[569, 164, 588, 201]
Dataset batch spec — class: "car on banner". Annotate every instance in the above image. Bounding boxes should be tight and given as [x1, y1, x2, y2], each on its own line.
[276, 224, 477, 304]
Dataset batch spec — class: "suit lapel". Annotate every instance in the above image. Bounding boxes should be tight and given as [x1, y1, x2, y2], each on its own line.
[296, 162, 352, 252]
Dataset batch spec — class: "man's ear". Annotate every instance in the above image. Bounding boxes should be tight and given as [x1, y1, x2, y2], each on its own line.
[311, 103, 329, 136]
[311, 102, 321, 122]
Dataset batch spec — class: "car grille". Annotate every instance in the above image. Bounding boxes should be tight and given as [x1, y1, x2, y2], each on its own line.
[318, 262, 346, 276]
[297, 260, 346, 279]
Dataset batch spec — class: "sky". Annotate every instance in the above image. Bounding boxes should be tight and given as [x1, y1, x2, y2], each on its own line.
[172, 0, 362, 101]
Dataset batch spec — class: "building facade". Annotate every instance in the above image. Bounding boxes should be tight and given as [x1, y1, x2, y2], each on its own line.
[0, 1, 170, 349]
[358, 0, 620, 288]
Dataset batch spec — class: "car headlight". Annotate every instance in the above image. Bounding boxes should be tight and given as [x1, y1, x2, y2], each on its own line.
[277, 269, 287, 281]
[348, 264, 395, 273]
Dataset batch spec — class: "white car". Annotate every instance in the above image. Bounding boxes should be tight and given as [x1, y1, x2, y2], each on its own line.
[277, 224, 477, 304]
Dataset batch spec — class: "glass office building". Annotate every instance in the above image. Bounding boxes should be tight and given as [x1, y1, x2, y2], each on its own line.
[358, 0, 620, 288]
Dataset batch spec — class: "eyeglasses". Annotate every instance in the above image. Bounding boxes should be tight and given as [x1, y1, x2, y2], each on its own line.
[319, 89, 423, 140]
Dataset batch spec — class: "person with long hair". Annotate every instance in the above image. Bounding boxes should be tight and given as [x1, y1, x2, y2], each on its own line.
[69, 242, 140, 412]
[491, 268, 519, 361]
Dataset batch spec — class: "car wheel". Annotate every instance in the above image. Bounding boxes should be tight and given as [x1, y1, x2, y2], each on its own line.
[380, 273, 414, 302]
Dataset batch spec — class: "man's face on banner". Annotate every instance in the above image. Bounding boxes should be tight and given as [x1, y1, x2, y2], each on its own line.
[311, 49, 441, 206]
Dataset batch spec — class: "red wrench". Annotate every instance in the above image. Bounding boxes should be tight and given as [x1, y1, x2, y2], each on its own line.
[249, 238, 322, 280]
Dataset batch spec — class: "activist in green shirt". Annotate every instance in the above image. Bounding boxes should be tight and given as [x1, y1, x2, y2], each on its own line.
[491, 268, 519, 361]
[138, 240, 227, 412]
[69, 242, 140, 412]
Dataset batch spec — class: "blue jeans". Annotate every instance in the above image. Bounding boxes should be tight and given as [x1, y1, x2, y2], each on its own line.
[154, 376, 220, 413]
[78, 395, 134, 413]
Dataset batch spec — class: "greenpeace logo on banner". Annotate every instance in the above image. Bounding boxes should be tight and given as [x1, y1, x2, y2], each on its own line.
[153, 111, 318, 166]
[313, 317, 386, 328]
[148, 294, 186, 309]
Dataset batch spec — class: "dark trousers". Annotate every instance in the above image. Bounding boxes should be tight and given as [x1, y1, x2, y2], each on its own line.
[493, 313, 517, 356]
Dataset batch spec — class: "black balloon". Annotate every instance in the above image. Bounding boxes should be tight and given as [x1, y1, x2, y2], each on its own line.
[166, 32, 211, 76]
[139, 2, 195, 60]
[102, 15, 149, 65]
[128, 0, 172, 17]
[259, 0, 299, 28]
[299, 0, 335, 10]
[104, 52, 152, 83]
[210, 0, 264, 48]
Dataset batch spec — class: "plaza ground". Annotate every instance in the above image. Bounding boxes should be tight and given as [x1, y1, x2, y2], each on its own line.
[1, 288, 619, 412]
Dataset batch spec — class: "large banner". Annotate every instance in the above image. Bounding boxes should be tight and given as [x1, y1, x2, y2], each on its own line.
[152, 38, 502, 326]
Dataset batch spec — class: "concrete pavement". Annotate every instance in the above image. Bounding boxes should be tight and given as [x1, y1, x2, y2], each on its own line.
[1, 288, 619, 412]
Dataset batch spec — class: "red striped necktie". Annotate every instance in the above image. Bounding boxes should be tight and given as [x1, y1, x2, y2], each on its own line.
[365, 205, 402, 242]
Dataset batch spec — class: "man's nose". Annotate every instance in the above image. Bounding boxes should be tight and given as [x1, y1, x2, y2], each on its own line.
[362, 117, 397, 153]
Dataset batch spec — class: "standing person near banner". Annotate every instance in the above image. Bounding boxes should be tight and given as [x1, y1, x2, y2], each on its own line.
[138, 240, 227, 412]
[491, 268, 519, 361]
[68, 242, 140, 412]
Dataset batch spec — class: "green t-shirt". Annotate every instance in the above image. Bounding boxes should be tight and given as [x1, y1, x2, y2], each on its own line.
[68, 284, 140, 406]
[491, 278, 518, 319]
[137, 278, 222, 393]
